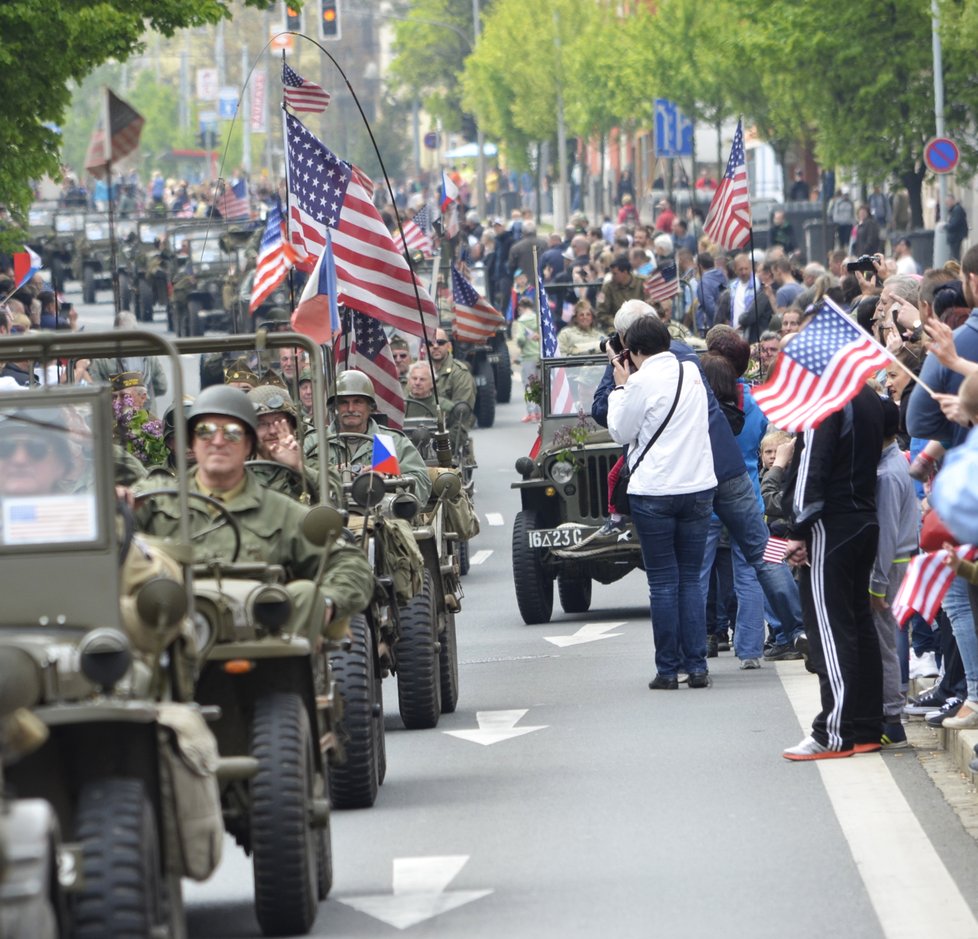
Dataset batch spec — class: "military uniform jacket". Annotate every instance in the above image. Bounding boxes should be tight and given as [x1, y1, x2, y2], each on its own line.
[434, 356, 476, 412]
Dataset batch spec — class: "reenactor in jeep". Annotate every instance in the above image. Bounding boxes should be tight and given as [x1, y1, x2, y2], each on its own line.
[429, 327, 476, 426]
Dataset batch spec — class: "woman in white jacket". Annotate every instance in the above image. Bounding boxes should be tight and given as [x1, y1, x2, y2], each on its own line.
[607, 315, 717, 689]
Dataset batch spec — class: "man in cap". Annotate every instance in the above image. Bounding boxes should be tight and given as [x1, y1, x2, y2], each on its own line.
[111, 371, 150, 410]
[428, 328, 476, 424]
[224, 358, 260, 390]
[389, 335, 412, 391]
[596, 256, 646, 333]
[136, 384, 373, 642]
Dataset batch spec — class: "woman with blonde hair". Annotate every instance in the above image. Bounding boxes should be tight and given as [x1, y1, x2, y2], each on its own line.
[557, 300, 603, 355]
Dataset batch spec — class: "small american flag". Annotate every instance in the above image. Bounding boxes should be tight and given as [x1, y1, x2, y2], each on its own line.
[752, 298, 890, 431]
[282, 62, 331, 114]
[703, 120, 751, 251]
[892, 546, 976, 626]
[763, 536, 789, 564]
[644, 261, 680, 304]
[451, 264, 503, 342]
[539, 277, 575, 414]
[334, 309, 406, 430]
[401, 205, 434, 258]
[250, 201, 293, 312]
[215, 177, 250, 219]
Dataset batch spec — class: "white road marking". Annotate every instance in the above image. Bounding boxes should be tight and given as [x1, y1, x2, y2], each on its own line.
[469, 549, 493, 565]
[778, 664, 978, 938]
[485, 512, 505, 526]
[545, 621, 626, 647]
[338, 856, 492, 930]
[444, 708, 547, 746]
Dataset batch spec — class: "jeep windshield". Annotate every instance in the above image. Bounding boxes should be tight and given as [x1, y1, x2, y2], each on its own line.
[541, 355, 608, 419]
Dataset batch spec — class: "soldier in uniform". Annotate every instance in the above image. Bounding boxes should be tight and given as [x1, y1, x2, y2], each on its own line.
[136, 385, 373, 642]
[224, 358, 260, 391]
[405, 361, 471, 428]
[428, 327, 476, 427]
[390, 334, 411, 392]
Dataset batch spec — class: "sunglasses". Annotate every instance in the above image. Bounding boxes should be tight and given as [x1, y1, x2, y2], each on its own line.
[392, 351, 410, 360]
[0, 438, 55, 460]
[193, 421, 247, 443]
[432, 339, 450, 346]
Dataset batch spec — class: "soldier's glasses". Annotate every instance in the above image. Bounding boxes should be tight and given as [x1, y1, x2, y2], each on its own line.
[194, 421, 247, 443]
[0, 438, 55, 460]
[432, 339, 450, 346]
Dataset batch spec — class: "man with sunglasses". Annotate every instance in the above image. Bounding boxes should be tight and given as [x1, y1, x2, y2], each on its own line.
[0, 412, 74, 498]
[390, 334, 412, 391]
[136, 384, 373, 643]
[428, 328, 476, 424]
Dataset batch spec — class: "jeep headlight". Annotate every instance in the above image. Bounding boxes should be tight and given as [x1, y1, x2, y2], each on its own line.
[248, 585, 293, 633]
[78, 628, 132, 692]
[191, 611, 215, 656]
[550, 461, 575, 485]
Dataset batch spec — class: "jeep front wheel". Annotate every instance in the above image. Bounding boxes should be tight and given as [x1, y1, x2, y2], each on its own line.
[512, 510, 554, 624]
[396, 570, 442, 729]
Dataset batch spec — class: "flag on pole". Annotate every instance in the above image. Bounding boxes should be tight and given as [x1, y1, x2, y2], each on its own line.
[371, 434, 402, 475]
[401, 205, 434, 258]
[215, 177, 250, 219]
[440, 171, 459, 238]
[643, 260, 680, 304]
[284, 112, 438, 340]
[12, 247, 42, 291]
[334, 309, 406, 430]
[292, 231, 341, 345]
[451, 265, 504, 342]
[751, 298, 890, 431]
[891, 546, 976, 626]
[84, 88, 145, 179]
[539, 276, 575, 414]
[282, 62, 331, 114]
[250, 202, 293, 312]
[703, 119, 751, 251]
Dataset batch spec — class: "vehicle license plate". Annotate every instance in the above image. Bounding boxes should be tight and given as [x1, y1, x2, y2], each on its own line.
[528, 527, 584, 549]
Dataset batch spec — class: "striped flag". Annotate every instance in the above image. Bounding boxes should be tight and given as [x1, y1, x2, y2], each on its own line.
[401, 205, 433, 258]
[284, 112, 438, 340]
[292, 231, 341, 344]
[752, 298, 890, 431]
[249, 202, 293, 312]
[451, 264, 504, 342]
[334, 309, 406, 430]
[892, 546, 976, 626]
[282, 62, 331, 114]
[84, 88, 144, 180]
[643, 261, 680, 304]
[12, 246, 42, 291]
[703, 120, 751, 251]
[763, 536, 789, 565]
[539, 277, 575, 414]
[216, 177, 250, 219]
[440, 171, 459, 238]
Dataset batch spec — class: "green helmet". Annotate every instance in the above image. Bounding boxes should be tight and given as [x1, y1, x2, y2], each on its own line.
[328, 370, 376, 408]
[187, 384, 258, 434]
[247, 384, 298, 425]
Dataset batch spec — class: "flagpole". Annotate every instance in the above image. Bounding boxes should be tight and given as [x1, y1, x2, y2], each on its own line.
[102, 87, 121, 316]
[280, 53, 298, 319]
[746, 226, 761, 342]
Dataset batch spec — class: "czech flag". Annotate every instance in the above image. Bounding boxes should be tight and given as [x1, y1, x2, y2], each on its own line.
[372, 433, 401, 475]
[13, 246, 42, 290]
[292, 230, 340, 345]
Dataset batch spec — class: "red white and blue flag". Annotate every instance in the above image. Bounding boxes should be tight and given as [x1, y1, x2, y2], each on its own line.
[334, 309, 406, 430]
[284, 112, 438, 340]
[292, 231, 340, 344]
[282, 62, 331, 114]
[892, 546, 976, 626]
[216, 177, 250, 219]
[703, 119, 751, 251]
[250, 202, 293, 312]
[401, 204, 433, 258]
[643, 260, 680, 304]
[752, 298, 890, 431]
[371, 433, 401, 475]
[13, 246, 42, 291]
[440, 171, 459, 238]
[451, 264, 504, 342]
[539, 277, 575, 415]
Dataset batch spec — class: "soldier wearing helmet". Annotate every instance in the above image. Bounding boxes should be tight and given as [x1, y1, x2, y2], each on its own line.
[307, 370, 432, 504]
[136, 384, 373, 642]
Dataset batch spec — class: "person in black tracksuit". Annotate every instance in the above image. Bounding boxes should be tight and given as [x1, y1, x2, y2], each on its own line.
[780, 385, 886, 759]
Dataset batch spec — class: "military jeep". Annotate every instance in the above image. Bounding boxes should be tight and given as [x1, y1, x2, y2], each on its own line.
[73, 217, 138, 306]
[510, 352, 643, 624]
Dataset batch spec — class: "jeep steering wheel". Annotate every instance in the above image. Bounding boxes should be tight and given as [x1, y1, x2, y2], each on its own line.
[134, 489, 242, 562]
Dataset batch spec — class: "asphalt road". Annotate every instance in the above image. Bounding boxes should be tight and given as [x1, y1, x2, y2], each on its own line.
[67, 280, 978, 939]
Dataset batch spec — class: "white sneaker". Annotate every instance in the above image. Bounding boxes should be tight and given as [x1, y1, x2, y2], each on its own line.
[783, 736, 855, 761]
[909, 651, 939, 679]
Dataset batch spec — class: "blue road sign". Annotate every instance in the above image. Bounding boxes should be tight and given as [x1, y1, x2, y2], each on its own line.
[218, 89, 239, 120]
[924, 137, 959, 175]
[654, 99, 693, 158]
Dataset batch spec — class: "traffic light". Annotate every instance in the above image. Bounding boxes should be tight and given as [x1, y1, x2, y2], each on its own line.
[285, 4, 301, 32]
[320, 0, 341, 40]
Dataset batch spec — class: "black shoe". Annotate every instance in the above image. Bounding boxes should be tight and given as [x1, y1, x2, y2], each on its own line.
[763, 642, 804, 661]
[717, 634, 731, 652]
[926, 698, 963, 727]
[793, 632, 816, 674]
[706, 634, 719, 658]
[688, 672, 711, 689]
[648, 674, 679, 690]
[904, 685, 948, 715]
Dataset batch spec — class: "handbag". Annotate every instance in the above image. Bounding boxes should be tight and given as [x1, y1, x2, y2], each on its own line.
[610, 358, 685, 515]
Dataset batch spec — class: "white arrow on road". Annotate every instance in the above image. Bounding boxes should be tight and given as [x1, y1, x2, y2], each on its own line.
[338, 856, 492, 930]
[544, 621, 625, 647]
[443, 709, 547, 746]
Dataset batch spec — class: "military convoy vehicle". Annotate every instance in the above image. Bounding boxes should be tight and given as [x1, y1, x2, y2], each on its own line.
[511, 352, 643, 624]
[72, 218, 138, 305]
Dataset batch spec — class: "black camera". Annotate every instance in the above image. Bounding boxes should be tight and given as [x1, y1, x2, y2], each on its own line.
[599, 332, 624, 355]
[846, 255, 878, 274]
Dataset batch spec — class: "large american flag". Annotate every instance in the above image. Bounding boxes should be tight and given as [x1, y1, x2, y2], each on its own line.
[334, 309, 406, 430]
[216, 177, 250, 219]
[284, 112, 438, 339]
[84, 88, 144, 180]
[401, 205, 434, 258]
[703, 120, 751, 251]
[752, 299, 889, 431]
[539, 277, 575, 414]
[282, 62, 331, 114]
[892, 545, 976, 626]
[250, 201, 293, 312]
[452, 264, 504, 342]
[643, 260, 680, 304]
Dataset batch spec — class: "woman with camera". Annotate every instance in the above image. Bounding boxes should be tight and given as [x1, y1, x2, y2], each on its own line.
[607, 315, 717, 689]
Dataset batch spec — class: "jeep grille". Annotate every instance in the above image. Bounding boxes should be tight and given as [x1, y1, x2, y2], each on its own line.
[576, 453, 615, 521]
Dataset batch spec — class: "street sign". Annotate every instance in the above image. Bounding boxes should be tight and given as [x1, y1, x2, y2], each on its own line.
[423, 131, 440, 150]
[654, 99, 693, 158]
[925, 137, 959, 175]
[196, 67, 218, 102]
[218, 87, 238, 120]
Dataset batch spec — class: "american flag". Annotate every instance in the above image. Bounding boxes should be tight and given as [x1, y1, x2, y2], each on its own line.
[539, 277, 575, 414]
[892, 546, 976, 626]
[763, 536, 789, 564]
[703, 120, 751, 251]
[401, 205, 434, 258]
[284, 112, 438, 340]
[334, 309, 406, 430]
[451, 264, 504, 342]
[250, 202, 293, 312]
[84, 88, 144, 180]
[216, 177, 250, 219]
[752, 298, 890, 431]
[644, 261, 680, 304]
[282, 62, 331, 114]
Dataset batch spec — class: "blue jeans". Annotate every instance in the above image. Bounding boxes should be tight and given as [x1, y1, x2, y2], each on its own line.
[941, 578, 978, 703]
[631, 489, 715, 678]
[712, 472, 803, 642]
